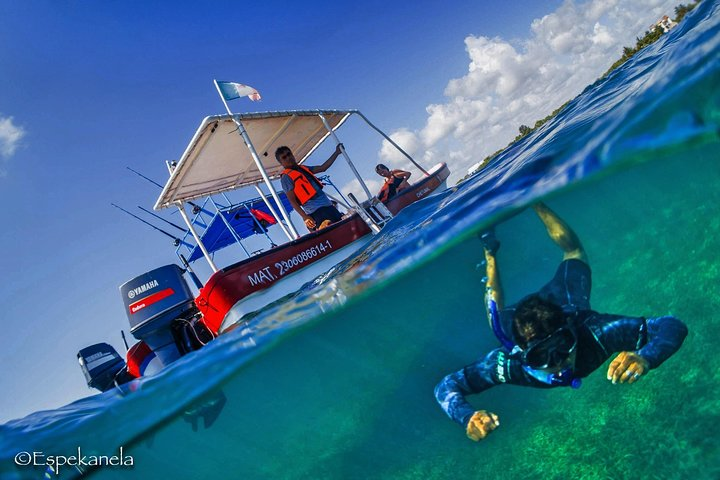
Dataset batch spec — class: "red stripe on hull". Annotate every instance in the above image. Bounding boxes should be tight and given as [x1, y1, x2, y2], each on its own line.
[196, 163, 450, 334]
[197, 216, 370, 332]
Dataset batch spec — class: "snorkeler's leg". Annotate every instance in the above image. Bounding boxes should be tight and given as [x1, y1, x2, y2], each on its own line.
[532, 202, 587, 262]
[480, 230, 504, 324]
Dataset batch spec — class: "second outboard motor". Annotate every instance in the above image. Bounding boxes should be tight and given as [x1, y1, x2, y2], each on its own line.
[121, 265, 199, 369]
[77, 343, 126, 392]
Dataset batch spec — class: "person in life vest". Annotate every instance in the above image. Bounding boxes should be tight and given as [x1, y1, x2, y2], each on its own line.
[276, 144, 345, 231]
[434, 202, 687, 442]
[375, 164, 411, 203]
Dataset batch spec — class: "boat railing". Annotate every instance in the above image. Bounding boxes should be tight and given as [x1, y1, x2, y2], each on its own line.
[346, 193, 393, 233]
[156, 95, 436, 271]
[173, 174, 352, 264]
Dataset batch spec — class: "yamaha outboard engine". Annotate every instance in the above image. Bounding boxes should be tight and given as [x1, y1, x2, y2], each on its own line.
[121, 264, 204, 369]
[77, 343, 126, 392]
[78, 265, 212, 390]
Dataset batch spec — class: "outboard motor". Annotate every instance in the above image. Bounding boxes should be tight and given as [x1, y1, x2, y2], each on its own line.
[77, 343, 126, 392]
[121, 264, 207, 370]
[78, 265, 213, 390]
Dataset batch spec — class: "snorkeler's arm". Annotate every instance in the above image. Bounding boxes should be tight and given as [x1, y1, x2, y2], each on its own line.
[635, 316, 688, 368]
[465, 410, 500, 441]
[599, 315, 687, 383]
[434, 350, 504, 427]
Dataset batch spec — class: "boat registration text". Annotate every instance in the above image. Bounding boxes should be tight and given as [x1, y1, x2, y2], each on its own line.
[248, 240, 334, 286]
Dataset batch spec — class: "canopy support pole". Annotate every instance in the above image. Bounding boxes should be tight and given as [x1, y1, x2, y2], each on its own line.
[176, 202, 218, 272]
[243, 204, 277, 248]
[318, 114, 374, 201]
[318, 175, 350, 206]
[254, 184, 295, 241]
[355, 111, 429, 175]
[214, 80, 300, 239]
[209, 198, 250, 258]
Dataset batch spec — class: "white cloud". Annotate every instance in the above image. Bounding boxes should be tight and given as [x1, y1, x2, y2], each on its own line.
[379, 128, 421, 167]
[381, 0, 679, 182]
[0, 116, 25, 158]
[0, 115, 26, 175]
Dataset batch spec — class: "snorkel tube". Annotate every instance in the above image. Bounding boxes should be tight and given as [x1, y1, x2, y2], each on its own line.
[488, 297, 515, 351]
[487, 296, 581, 389]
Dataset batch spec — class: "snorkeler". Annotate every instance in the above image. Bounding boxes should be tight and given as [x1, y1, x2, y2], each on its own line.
[434, 202, 687, 442]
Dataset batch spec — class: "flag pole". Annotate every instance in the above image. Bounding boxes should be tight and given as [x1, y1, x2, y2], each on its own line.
[213, 80, 236, 119]
[212, 80, 300, 240]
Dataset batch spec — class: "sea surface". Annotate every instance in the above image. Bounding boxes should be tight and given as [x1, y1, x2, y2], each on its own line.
[2, 2, 719, 479]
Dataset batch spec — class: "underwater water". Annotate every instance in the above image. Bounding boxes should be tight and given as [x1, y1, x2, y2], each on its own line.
[2, 1, 719, 479]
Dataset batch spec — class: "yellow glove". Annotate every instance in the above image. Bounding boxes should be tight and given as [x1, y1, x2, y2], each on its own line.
[607, 351, 650, 384]
[466, 410, 500, 441]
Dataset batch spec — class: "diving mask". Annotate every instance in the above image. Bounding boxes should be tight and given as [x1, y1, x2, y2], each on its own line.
[521, 326, 577, 369]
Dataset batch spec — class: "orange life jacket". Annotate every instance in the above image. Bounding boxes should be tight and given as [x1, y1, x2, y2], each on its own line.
[378, 174, 404, 203]
[283, 166, 323, 205]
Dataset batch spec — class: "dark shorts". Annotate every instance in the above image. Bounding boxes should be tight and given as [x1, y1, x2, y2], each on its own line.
[537, 259, 592, 312]
[309, 205, 343, 229]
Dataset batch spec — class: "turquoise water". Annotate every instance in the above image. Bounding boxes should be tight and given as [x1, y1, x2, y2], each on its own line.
[2, 2, 719, 479]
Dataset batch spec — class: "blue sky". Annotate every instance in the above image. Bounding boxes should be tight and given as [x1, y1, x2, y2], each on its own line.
[0, 0, 679, 423]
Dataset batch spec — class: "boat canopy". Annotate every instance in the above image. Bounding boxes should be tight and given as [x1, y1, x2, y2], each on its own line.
[154, 110, 355, 210]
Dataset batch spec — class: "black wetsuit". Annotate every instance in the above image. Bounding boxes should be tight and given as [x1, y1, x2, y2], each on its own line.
[386, 175, 404, 199]
[434, 259, 688, 428]
[379, 174, 405, 202]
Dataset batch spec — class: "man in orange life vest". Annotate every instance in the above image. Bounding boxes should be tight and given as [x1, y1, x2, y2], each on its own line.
[276, 144, 345, 231]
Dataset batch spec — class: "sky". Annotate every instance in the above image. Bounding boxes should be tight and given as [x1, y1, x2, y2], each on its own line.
[0, 0, 681, 424]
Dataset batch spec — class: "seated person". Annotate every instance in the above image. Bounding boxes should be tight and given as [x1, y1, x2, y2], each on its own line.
[275, 144, 344, 231]
[376, 164, 411, 203]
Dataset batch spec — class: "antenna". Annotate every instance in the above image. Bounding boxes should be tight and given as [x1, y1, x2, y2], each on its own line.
[126, 166, 164, 188]
[126, 166, 207, 215]
[137, 206, 186, 232]
[111, 203, 182, 246]
[179, 254, 203, 290]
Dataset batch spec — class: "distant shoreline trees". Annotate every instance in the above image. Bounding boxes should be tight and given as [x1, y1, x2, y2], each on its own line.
[460, 1, 700, 183]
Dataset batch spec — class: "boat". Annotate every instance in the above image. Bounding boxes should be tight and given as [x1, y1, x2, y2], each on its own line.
[78, 90, 449, 392]
[155, 108, 449, 334]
